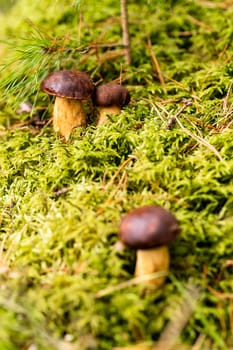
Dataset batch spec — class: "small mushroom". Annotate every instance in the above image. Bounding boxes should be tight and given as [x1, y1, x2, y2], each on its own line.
[92, 82, 130, 125]
[118, 205, 180, 289]
[40, 70, 94, 141]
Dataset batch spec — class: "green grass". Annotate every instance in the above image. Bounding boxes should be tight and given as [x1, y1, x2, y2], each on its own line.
[0, 0, 233, 349]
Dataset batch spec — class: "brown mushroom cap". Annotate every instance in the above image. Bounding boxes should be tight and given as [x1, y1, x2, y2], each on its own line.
[119, 205, 180, 249]
[40, 70, 94, 100]
[92, 82, 130, 108]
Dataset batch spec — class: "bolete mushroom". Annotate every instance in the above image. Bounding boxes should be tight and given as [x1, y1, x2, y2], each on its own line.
[118, 205, 180, 288]
[40, 70, 94, 141]
[92, 82, 130, 125]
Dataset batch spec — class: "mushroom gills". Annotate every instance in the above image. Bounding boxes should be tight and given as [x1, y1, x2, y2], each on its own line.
[53, 96, 87, 141]
[134, 245, 170, 288]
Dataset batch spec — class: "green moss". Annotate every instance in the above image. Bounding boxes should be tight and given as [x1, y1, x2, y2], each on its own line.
[0, 0, 233, 349]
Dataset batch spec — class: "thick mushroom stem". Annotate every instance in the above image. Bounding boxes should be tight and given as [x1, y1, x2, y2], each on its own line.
[53, 97, 87, 141]
[134, 245, 170, 288]
[96, 105, 121, 125]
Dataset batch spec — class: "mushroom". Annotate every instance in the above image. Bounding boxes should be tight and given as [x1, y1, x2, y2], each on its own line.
[118, 205, 180, 289]
[40, 70, 94, 141]
[92, 82, 130, 125]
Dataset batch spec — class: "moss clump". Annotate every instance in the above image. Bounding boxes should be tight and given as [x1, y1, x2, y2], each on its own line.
[0, 0, 233, 349]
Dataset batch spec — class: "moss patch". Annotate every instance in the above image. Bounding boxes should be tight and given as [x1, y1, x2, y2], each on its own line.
[0, 0, 233, 349]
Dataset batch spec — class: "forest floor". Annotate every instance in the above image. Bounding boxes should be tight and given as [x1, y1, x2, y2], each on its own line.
[0, 0, 233, 349]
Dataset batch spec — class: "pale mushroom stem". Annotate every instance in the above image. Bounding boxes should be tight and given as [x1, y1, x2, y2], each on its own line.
[96, 105, 121, 125]
[134, 245, 170, 288]
[53, 96, 87, 141]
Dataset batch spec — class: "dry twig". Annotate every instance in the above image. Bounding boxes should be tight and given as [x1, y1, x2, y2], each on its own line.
[223, 80, 233, 112]
[120, 0, 132, 64]
[191, 334, 206, 350]
[208, 286, 233, 300]
[95, 271, 168, 298]
[147, 38, 165, 86]
[155, 100, 224, 161]
[153, 283, 201, 350]
[105, 155, 137, 190]
[166, 99, 192, 129]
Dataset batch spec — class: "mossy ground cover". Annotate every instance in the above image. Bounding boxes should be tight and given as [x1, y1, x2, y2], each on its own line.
[0, 0, 233, 349]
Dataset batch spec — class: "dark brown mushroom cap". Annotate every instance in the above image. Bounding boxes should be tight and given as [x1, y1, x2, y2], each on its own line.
[92, 82, 130, 108]
[40, 70, 94, 99]
[119, 205, 180, 249]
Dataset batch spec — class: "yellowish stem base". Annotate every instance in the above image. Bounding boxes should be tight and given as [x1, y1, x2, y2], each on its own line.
[96, 105, 121, 125]
[53, 97, 87, 141]
[134, 246, 170, 289]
